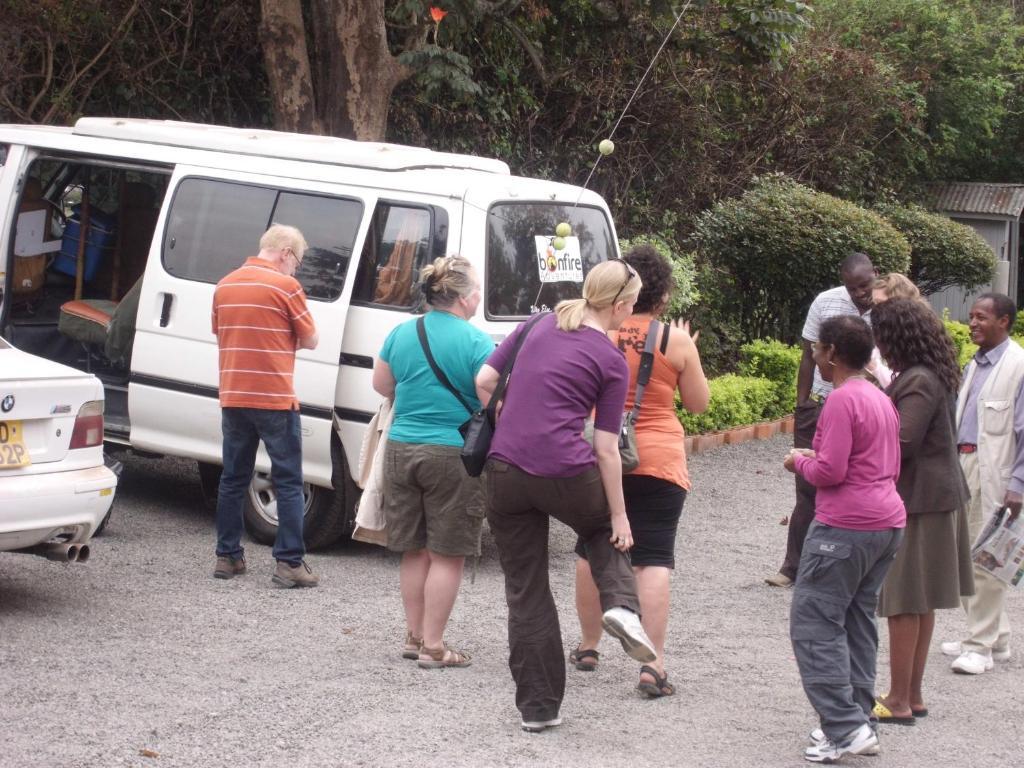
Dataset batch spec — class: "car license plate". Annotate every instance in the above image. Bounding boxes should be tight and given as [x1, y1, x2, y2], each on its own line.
[0, 420, 31, 468]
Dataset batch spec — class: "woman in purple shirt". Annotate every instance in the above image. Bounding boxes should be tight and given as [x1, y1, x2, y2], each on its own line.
[783, 315, 906, 763]
[476, 260, 656, 734]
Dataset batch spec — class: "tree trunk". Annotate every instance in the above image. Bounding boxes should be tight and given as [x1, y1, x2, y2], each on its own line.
[318, 0, 410, 141]
[259, 0, 322, 134]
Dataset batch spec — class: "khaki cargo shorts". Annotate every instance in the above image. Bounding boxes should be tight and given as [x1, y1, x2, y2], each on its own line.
[383, 441, 484, 557]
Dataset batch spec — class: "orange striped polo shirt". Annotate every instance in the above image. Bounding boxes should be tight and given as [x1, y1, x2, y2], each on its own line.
[211, 257, 317, 410]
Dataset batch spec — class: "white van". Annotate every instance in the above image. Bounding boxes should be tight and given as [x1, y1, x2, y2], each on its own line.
[0, 118, 620, 548]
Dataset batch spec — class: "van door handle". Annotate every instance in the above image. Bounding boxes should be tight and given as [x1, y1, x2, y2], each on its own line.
[159, 293, 173, 327]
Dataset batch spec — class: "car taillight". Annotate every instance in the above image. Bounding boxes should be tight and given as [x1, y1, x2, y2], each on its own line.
[70, 400, 104, 449]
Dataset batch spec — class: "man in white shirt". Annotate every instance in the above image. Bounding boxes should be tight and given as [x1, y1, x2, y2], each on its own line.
[765, 252, 875, 587]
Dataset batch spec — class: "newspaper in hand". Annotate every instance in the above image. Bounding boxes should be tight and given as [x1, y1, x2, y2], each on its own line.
[972, 507, 1024, 587]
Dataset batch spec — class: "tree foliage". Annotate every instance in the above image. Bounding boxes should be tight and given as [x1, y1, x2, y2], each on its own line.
[874, 202, 997, 296]
[691, 175, 911, 343]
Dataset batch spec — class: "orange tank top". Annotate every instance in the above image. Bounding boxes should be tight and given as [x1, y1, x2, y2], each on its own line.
[611, 315, 690, 490]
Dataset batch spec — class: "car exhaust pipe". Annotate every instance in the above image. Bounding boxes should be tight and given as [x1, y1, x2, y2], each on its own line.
[24, 542, 86, 562]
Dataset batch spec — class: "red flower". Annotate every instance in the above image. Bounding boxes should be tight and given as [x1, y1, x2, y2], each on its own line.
[430, 7, 448, 23]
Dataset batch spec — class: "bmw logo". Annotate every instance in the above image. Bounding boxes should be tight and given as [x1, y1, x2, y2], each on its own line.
[1, 394, 13, 413]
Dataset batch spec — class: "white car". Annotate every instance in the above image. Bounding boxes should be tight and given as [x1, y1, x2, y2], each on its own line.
[0, 337, 117, 562]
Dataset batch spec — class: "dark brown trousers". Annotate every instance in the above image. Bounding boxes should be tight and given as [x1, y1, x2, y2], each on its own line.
[781, 400, 822, 580]
[485, 459, 640, 721]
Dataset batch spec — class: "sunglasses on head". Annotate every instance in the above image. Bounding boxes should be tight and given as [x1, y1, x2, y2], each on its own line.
[609, 258, 638, 306]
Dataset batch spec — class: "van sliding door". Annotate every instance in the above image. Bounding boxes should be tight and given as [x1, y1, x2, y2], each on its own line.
[129, 167, 364, 487]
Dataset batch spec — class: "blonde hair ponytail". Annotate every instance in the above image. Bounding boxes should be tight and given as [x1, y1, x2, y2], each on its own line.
[555, 259, 641, 331]
[554, 298, 589, 331]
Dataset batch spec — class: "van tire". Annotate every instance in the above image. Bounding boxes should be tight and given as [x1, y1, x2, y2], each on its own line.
[242, 439, 357, 551]
[197, 461, 222, 513]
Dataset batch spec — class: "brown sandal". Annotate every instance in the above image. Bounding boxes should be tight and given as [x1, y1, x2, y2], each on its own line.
[568, 647, 600, 671]
[637, 665, 675, 698]
[401, 631, 422, 660]
[417, 642, 472, 669]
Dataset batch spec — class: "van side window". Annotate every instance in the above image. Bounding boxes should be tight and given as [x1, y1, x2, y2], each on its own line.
[352, 203, 446, 309]
[163, 178, 361, 301]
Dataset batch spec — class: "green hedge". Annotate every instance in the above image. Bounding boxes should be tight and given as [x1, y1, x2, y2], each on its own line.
[875, 203, 995, 296]
[692, 175, 911, 343]
[944, 319, 977, 367]
[678, 374, 777, 435]
[738, 339, 801, 419]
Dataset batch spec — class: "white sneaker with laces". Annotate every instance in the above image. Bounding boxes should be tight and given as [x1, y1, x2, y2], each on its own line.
[951, 650, 993, 675]
[521, 716, 562, 733]
[804, 724, 879, 763]
[600, 607, 657, 663]
[809, 727, 880, 755]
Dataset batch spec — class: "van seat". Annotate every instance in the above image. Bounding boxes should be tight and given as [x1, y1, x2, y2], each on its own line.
[58, 299, 117, 346]
[58, 278, 142, 367]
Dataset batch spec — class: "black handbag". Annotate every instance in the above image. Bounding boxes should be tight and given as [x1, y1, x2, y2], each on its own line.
[417, 313, 547, 477]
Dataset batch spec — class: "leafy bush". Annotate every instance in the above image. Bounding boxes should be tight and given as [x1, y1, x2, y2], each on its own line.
[875, 203, 995, 295]
[739, 339, 802, 418]
[944, 319, 977, 368]
[692, 175, 911, 343]
[678, 374, 777, 434]
[619, 234, 700, 318]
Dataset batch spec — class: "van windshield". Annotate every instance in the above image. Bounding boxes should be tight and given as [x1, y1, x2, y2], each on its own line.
[486, 202, 616, 318]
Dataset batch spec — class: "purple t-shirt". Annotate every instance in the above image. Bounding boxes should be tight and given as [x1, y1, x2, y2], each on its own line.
[487, 313, 628, 478]
[794, 378, 906, 530]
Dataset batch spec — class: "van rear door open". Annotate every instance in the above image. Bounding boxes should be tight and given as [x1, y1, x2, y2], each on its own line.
[129, 166, 365, 487]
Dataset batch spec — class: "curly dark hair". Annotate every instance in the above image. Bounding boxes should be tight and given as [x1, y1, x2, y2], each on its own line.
[871, 299, 961, 393]
[623, 244, 673, 314]
[819, 316, 874, 370]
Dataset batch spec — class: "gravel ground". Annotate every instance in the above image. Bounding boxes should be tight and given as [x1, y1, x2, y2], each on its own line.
[1, 434, 1021, 768]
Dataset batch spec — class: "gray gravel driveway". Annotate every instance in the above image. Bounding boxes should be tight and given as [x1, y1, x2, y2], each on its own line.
[1, 435, 1020, 767]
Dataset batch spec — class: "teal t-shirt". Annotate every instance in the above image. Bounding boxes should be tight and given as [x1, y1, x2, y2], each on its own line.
[379, 310, 495, 447]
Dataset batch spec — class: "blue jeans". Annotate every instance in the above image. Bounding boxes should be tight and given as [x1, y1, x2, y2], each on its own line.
[216, 407, 306, 565]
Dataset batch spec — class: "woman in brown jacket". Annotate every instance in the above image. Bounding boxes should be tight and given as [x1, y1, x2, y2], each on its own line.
[871, 299, 974, 724]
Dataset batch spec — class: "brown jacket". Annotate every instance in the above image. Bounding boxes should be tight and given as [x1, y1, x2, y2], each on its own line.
[887, 365, 970, 515]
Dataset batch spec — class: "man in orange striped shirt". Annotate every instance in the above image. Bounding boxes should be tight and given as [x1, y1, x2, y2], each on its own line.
[211, 224, 320, 587]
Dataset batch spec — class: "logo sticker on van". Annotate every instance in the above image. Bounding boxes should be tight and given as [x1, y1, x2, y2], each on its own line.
[535, 236, 584, 284]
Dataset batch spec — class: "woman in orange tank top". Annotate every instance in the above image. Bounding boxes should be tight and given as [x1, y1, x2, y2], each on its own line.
[571, 245, 709, 697]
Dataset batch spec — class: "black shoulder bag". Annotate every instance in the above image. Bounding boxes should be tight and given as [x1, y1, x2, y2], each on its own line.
[416, 313, 547, 477]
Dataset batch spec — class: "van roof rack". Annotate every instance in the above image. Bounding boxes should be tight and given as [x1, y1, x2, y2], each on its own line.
[72, 118, 511, 175]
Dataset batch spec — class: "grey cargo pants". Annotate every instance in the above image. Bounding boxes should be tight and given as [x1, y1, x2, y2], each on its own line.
[790, 521, 904, 741]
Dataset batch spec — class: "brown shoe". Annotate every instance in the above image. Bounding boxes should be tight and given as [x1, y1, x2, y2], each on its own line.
[213, 555, 247, 580]
[272, 560, 319, 588]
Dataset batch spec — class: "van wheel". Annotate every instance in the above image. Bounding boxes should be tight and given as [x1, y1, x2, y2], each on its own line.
[197, 461, 222, 513]
[242, 441, 356, 550]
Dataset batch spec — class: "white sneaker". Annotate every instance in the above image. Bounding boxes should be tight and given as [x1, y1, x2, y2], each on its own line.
[951, 650, 993, 675]
[942, 641, 1011, 661]
[600, 607, 657, 663]
[940, 640, 962, 657]
[521, 716, 562, 733]
[804, 724, 879, 763]
[809, 727, 880, 755]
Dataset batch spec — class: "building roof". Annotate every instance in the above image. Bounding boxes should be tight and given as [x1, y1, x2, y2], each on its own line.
[928, 182, 1024, 219]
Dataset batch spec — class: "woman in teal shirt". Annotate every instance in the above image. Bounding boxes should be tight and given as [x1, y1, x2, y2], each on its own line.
[372, 255, 493, 668]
